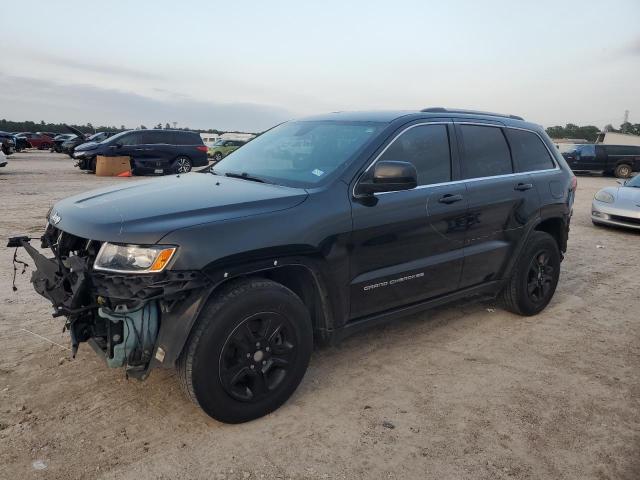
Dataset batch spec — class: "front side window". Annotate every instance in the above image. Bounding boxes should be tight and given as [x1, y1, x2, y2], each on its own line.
[507, 128, 555, 172]
[460, 125, 512, 179]
[378, 124, 451, 185]
[575, 144, 596, 157]
[213, 121, 384, 188]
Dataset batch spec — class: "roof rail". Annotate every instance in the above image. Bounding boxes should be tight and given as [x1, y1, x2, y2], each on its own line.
[420, 107, 524, 121]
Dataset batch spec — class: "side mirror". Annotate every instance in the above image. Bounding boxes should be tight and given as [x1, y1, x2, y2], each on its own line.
[357, 160, 418, 195]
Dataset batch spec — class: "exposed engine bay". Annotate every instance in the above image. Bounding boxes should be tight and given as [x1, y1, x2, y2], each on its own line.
[8, 224, 208, 378]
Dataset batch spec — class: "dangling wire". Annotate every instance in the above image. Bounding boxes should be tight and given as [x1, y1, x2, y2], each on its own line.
[12, 248, 29, 292]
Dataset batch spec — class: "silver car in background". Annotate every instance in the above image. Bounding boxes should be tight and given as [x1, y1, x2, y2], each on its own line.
[592, 175, 640, 230]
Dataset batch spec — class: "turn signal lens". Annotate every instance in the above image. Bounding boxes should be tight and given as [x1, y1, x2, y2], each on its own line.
[149, 248, 176, 272]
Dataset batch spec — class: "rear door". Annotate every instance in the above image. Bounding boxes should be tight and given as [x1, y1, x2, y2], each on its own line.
[456, 122, 539, 288]
[349, 121, 468, 319]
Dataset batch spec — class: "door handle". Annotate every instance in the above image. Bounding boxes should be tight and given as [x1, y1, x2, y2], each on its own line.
[514, 183, 533, 191]
[438, 193, 464, 204]
[134, 148, 145, 151]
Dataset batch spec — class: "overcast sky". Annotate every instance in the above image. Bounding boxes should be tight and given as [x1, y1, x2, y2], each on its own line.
[1, 0, 639, 132]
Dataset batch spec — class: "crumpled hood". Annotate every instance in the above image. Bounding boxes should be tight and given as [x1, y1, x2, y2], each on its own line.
[50, 173, 308, 244]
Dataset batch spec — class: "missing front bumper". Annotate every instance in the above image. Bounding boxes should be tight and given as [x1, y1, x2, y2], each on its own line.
[8, 234, 209, 378]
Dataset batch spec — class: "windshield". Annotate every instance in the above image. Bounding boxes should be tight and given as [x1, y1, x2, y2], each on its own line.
[212, 140, 224, 146]
[574, 144, 595, 156]
[626, 175, 640, 187]
[104, 130, 132, 144]
[212, 121, 384, 187]
[87, 132, 105, 141]
[557, 143, 577, 154]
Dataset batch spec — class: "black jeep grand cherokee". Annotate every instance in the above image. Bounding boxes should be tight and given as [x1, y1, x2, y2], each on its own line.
[9, 108, 575, 423]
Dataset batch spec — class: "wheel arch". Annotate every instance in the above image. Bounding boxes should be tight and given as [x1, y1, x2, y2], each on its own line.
[534, 216, 567, 253]
[202, 257, 336, 345]
[155, 253, 338, 372]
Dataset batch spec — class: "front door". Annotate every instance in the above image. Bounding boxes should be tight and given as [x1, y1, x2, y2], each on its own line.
[349, 122, 467, 319]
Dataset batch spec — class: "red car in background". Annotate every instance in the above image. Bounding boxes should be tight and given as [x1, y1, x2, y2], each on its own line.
[15, 132, 54, 149]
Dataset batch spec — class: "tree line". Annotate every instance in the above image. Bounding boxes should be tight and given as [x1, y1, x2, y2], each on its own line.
[545, 122, 640, 142]
[0, 119, 254, 135]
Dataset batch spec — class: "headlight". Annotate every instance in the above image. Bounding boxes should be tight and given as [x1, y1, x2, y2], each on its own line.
[94, 243, 177, 273]
[594, 190, 615, 203]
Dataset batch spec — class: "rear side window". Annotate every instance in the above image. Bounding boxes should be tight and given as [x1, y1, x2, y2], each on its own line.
[460, 125, 512, 179]
[140, 131, 169, 144]
[171, 131, 202, 145]
[378, 124, 451, 186]
[506, 128, 555, 172]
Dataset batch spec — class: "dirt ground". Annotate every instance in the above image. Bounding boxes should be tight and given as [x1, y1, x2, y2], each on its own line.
[0, 151, 638, 480]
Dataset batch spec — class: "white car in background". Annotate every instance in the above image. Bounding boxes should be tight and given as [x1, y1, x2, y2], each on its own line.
[0, 149, 7, 168]
[592, 175, 640, 230]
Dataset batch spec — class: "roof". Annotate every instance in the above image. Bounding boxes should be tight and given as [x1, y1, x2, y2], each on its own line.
[299, 108, 530, 127]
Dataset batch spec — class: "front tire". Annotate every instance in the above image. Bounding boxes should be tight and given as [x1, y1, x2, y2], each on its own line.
[177, 278, 313, 423]
[214, 152, 223, 162]
[500, 231, 561, 316]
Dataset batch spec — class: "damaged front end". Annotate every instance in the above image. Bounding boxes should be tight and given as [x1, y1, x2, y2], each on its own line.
[8, 224, 209, 379]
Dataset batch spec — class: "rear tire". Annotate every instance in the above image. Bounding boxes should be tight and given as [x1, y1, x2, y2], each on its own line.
[177, 278, 313, 423]
[500, 231, 561, 316]
[614, 163, 632, 179]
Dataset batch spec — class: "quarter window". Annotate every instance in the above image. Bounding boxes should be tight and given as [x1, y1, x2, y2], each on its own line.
[460, 125, 512, 178]
[506, 128, 555, 172]
[378, 124, 451, 185]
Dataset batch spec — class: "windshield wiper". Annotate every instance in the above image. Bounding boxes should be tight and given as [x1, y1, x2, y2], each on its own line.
[224, 172, 270, 184]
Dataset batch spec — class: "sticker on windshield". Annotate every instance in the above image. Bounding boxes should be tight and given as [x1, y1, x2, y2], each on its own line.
[312, 169, 324, 177]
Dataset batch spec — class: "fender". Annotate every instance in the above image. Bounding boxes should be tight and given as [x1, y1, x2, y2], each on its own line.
[498, 208, 570, 288]
[151, 253, 342, 372]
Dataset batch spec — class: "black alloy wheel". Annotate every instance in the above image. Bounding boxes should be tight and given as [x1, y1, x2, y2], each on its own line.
[219, 311, 296, 402]
[525, 250, 555, 305]
[174, 156, 192, 174]
[177, 278, 313, 423]
[501, 231, 561, 316]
